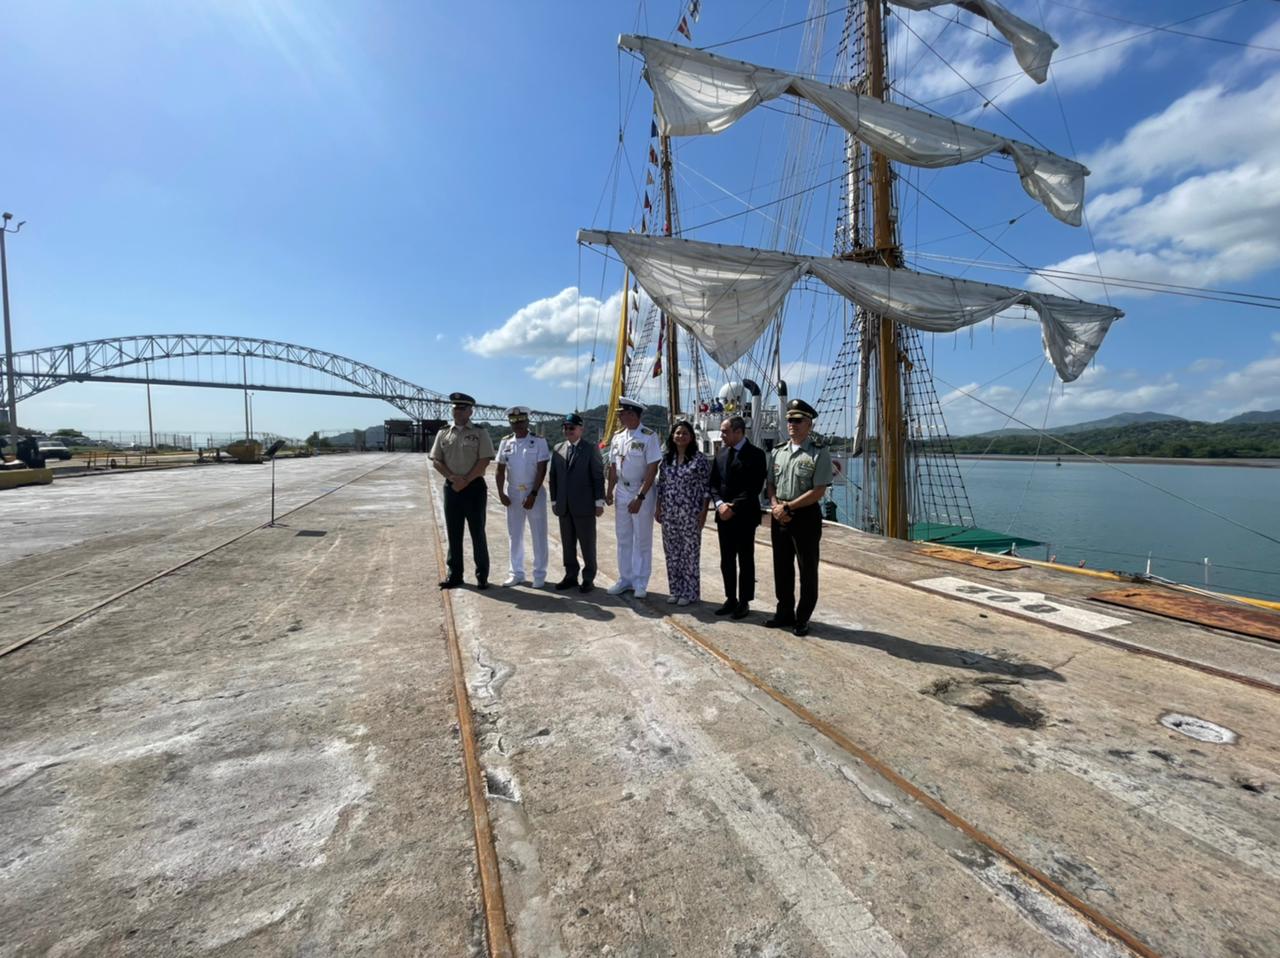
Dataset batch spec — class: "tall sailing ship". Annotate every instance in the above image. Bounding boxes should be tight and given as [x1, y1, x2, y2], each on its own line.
[580, 0, 1122, 552]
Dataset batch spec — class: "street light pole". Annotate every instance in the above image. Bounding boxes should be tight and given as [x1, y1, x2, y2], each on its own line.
[145, 359, 156, 452]
[242, 354, 250, 441]
[1, 212, 25, 460]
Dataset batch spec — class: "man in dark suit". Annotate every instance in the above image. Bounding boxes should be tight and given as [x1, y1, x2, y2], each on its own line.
[548, 413, 606, 594]
[708, 415, 767, 619]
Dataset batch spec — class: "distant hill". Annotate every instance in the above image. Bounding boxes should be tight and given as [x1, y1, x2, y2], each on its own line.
[1222, 409, 1280, 424]
[972, 411, 1185, 438]
[942, 419, 1280, 459]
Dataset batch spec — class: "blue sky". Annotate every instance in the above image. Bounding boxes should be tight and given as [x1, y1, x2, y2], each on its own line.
[4, 0, 1279, 439]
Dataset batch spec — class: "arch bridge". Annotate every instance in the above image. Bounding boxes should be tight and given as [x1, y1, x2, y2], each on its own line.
[5, 334, 563, 425]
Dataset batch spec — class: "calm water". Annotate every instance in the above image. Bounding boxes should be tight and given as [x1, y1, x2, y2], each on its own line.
[838, 459, 1280, 602]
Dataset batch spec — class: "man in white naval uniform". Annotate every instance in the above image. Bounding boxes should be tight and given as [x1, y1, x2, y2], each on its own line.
[495, 406, 550, 588]
[604, 396, 662, 598]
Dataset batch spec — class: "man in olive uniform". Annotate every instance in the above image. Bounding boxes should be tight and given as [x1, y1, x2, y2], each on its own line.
[495, 405, 550, 588]
[765, 399, 832, 636]
[605, 396, 662, 599]
[430, 392, 495, 590]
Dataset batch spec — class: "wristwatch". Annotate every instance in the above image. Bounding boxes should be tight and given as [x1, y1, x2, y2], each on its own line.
[637, 492, 646, 501]
[783, 503, 792, 515]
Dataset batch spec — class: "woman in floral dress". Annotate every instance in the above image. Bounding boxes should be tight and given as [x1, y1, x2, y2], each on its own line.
[655, 420, 711, 605]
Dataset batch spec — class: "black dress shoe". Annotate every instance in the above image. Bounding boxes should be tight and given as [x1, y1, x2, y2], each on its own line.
[793, 623, 810, 637]
[578, 581, 594, 594]
[554, 576, 578, 591]
[714, 600, 737, 616]
[731, 602, 750, 620]
[764, 616, 796, 629]
[476, 580, 490, 591]
[439, 578, 463, 590]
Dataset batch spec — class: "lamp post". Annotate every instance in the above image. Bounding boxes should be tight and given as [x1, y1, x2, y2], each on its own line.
[242, 354, 250, 441]
[145, 359, 156, 452]
[1, 212, 25, 460]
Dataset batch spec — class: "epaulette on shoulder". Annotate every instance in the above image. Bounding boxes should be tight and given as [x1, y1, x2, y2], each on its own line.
[640, 426, 653, 435]
[502, 432, 514, 441]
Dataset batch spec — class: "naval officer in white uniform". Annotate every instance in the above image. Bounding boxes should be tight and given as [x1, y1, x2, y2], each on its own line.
[495, 405, 550, 588]
[604, 396, 662, 598]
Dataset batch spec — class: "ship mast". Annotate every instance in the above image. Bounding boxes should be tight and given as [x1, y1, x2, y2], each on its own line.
[866, 0, 908, 539]
[660, 134, 681, 421]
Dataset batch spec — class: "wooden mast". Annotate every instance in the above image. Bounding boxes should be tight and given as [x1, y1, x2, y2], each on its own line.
[866, 0, 908, 539]
[602, 268, 631, 443]
[660, 134, 681, 422]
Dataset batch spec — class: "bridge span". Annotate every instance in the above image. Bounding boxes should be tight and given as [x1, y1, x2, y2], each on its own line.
[3, 334, 564, 425]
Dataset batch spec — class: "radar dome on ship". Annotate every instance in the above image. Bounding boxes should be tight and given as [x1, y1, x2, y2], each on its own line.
[717, 381, 745, 402]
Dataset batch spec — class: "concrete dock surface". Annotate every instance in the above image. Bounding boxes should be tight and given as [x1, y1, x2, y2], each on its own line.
[1, 454, 1277, 957]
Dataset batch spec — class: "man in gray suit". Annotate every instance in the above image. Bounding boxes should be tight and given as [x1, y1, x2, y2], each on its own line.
[548, 413, 606, 594]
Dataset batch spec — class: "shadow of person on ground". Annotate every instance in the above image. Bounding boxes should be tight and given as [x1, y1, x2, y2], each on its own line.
[470, 582, 618, 623]
[807, 621, 1065, 682]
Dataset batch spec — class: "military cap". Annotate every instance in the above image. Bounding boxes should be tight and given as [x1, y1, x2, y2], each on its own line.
[785, 398, 818, 421]
[449, 391, 476, 407]
[505, 405, 531, 421]
[618, 396, 646, 414]
[562, 412, 584, 426]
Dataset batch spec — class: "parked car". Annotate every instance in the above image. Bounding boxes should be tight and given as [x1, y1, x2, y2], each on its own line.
[37, 440, 72, 460]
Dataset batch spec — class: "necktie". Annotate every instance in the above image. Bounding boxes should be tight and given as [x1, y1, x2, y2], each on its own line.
[726, 445, 736, 469]
[568, 442, 577, 469]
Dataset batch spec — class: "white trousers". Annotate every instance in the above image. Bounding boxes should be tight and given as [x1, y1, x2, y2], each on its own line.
[614, 489, 657, 589]
[505, 487, 548, 579]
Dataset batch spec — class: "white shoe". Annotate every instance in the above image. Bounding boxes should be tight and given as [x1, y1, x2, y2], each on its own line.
[666, 595, 679, 605]
[676, 597, 690, 607]
[633, 588, 648, 600]
[607, 581, 630, 595]
[501, 574, 522, 587]
[531, 577, 546, 588]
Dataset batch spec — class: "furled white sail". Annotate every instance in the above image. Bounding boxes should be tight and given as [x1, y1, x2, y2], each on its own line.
[891, 1, 1057, 83]
[621, 36, 1086, 226]
[579, 230, 1121, 382]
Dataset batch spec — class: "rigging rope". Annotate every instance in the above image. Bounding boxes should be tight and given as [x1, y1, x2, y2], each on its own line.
[1004, 370, 1056, 534]
[912, 252, 1280, 310]
[1044, 0, 1280, 55]
[918, 0, 1253, 108]
[889, 10, 1051, 151]
[1037, 0, 1112, 307]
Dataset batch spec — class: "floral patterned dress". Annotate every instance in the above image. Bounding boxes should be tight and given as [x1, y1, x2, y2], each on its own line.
[656, 452, 711, 601]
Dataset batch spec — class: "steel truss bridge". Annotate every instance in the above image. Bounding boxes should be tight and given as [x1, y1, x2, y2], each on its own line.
[4, 334, 564, 425]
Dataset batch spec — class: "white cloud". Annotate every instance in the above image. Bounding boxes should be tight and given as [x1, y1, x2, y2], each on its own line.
[465, 287, 624, 358]
[1188, 358, 1225, 374]
[940, 338, 1280, 433]
[1085, 72, 1280, 188]
[940, 362, 1184, 434]
[1201, 354, 1280, 416]
[778, 360, 830, 388]
[526, 354, 616, 393]
[1032, 69, 1280, 299]
[896, 12, 1151, 116]
[1086, 187, 1143, 225]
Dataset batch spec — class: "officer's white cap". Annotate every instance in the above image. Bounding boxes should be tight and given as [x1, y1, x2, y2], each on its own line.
[618, 396, 646, 414]
[505, 405, 531, 419]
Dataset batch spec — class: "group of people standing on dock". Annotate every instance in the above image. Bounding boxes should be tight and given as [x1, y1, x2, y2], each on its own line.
[430, 392, 831, 637]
